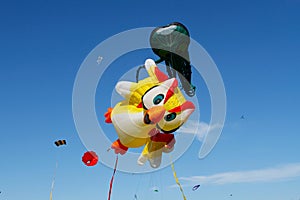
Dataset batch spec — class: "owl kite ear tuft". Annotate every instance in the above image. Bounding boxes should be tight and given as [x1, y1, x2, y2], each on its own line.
[154, 67, 169, 82]
[144, 59, 169, 82]
[180, 101, 195, 119]
[145, 59, 156, 70]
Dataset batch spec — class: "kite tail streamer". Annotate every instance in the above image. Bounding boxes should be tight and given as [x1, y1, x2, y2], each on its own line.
[50, 161, 58, 200]
[171, 161, 187, 200]
[108, 155, 119, 200]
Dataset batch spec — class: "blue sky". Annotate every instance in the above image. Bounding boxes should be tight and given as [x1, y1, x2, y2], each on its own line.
[1, 0, 300, 200]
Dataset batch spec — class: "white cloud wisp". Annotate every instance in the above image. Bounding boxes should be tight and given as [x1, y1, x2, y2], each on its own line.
[180, 163, 300, 185]
[179, 120, 222, 142]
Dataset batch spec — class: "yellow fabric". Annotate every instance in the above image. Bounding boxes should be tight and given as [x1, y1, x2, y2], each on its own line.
[128, 74, 159, 106]
[141, 140, 166, 158]
[164, 88, 185, 111]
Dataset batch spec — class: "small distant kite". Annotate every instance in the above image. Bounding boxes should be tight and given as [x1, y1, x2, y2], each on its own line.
[240, 115, 245, 119]
[192, 184, 200, 191]
[54, 140, 66, 147]
[151, 186, 159, 193]
[82, 151, 98, 166]
[97, 56, 103, 64]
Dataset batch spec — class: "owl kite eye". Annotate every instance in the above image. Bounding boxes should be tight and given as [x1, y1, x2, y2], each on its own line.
[142, 85, 168, 109]
[153, 94, 164, 105]
[164, 112, 177, 121]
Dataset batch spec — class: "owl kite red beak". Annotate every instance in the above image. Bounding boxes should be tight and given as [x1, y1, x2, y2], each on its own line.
[144, 106, 166, 124]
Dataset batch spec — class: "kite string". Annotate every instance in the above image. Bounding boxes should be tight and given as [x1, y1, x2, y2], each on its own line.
[49, 161, 58, 200]
[108, 155, 119, 200]
[170, 159, 187, 200]
[134, 173, 142, 199]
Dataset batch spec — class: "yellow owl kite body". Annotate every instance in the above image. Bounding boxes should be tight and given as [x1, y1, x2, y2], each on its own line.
[105, 59, 195, 168]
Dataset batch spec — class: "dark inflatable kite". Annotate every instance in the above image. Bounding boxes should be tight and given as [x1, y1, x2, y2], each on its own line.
[150, 22, 196, 97]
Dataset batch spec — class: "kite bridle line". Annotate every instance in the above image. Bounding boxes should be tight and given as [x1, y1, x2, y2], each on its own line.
[135, 58, 186, 92]
[135, 58, 163, 83]
[170, 156, 187, 200]
[49, 161, 58, 200]
[107, 155, 119, 200]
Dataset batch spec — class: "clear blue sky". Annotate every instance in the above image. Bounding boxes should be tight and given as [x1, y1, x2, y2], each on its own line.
[1, 0, 300, 200]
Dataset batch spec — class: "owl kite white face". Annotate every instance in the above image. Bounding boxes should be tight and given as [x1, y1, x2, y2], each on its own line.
[142, 78, 177, 110]
[141, 78, 195, 133]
